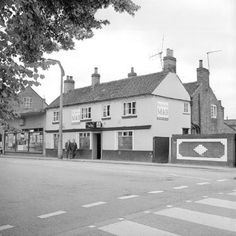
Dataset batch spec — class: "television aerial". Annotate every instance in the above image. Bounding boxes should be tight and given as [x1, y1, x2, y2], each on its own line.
[206, 50, 222, 71]
[149, 35, 165, 69]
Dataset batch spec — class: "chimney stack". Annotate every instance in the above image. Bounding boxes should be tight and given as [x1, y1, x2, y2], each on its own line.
[163, 48, 176, 73]
[64, 75, 75, 93]
[197, 60, 209, 87]
[128, 67, 137, 77]
[91, 67, 100, 87]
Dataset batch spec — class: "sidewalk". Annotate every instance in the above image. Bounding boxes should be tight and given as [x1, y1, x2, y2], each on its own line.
[1, 153, 235, 171]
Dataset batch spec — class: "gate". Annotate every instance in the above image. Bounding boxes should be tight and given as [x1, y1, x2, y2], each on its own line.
[153, 137, 169, 163]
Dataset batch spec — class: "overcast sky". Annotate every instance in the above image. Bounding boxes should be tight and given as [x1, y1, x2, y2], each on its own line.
[33, 0, 236, 119]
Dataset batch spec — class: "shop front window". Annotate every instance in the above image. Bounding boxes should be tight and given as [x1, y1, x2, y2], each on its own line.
[16, 132, 29, 151]
[29, 131, 43, 153]
[5, 133, 16, 152]
[79, 133, 90, 149]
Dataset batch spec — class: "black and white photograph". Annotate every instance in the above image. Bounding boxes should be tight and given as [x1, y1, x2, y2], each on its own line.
[0, 0, 236, 235]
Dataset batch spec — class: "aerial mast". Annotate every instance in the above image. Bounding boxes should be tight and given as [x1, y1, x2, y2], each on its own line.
[206, 50, 221, 71]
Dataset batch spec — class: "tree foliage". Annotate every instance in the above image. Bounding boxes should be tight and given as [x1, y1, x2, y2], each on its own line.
[0, 0, 139, 123]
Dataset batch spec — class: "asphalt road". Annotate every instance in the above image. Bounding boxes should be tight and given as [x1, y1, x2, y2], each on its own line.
[0, 157, 235, 236]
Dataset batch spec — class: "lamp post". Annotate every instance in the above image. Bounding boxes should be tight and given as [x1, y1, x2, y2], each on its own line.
[47, 59, 65, 159]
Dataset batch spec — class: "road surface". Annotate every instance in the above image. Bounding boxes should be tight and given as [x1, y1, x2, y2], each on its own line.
[0, 157, 235, 235]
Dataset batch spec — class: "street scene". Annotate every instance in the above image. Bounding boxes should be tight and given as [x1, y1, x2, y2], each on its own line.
[0, 1, 236, 236]
[0, 157, 236, 235]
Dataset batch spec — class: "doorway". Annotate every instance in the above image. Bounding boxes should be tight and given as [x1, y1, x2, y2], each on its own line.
[92, 133, 102, 159]
[153, 137, 169, 163]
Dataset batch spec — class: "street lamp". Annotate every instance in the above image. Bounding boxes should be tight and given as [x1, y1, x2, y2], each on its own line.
[47, 59, 65, 159]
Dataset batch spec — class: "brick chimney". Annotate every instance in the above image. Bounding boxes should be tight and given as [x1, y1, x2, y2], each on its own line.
[91, 67, 100, 87]
[163, 48, 176, 73]
[64, 75, 75, 93]
[197, 60, 209, 87]
[128, 67, 137, 77]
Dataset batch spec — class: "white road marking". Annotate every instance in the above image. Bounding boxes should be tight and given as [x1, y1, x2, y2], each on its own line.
[88, 225, 96, 228]
[144, 210, 151, 213]
[99, 220, 180, 236]
[203, 196, 208, 198]
[218, 192, 224, 195]
[166, 205, 173, 208]
[185, 200, 192, 203]
[82, 201, 106, 208]
[170, 174, 210, 181]
[38, 210, 66, 219]
[173, 186, 188, 190]
[217, 179, 228, 182]
[148, 190, 164, 194]
[118, 195, 139, 200]
[155, 207, 236, 232]
[118, 218, 124, 220]
[196, 198, 236, 210]
[196, 182, 210, 185]
[0, 225, 14, 231]
[228, 192, 236, 196]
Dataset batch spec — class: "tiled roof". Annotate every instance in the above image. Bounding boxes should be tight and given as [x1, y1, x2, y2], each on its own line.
[183, 82, 200, 96]
[224, 119, 236, 126]
[48, 71, 168, 109]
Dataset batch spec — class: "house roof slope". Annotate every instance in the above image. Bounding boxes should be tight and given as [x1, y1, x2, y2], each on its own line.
[48, 71, 168, 109]
[183, 81, 200, 96]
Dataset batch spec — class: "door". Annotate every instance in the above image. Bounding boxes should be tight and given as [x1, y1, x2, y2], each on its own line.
[92, 133, 102, 160]
[96, 133, 101, 159]
[153, 137, 169, 163]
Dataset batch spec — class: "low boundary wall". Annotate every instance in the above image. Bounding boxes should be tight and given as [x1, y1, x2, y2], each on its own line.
[171, 133, 236, 167]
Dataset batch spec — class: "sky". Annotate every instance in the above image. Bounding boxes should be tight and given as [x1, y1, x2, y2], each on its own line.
[33, 0, 236, 119]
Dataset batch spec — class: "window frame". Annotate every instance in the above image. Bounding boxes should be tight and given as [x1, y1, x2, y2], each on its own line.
[183, 102, 190, 114]
[81, 107, 91, 120]
[23, 97, 32, 109]
[102, 104, 111, 118]
[79, 132, 90, 149]
[53, 111, 59, 123]
[210, 104, 217, 118]
[123, 101, 136, 116]
[117, 130, 133, 150]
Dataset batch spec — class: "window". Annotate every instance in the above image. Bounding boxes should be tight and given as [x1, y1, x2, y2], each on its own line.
[23, 97, 32, 109]
[103, 105, 110, 118]
[118, 131, 133, 150]
[53, 134, 59, 149]
[184, 102, 189, 113]
[81, 107, 91, 120]
[123, 102, 136, 116]
[211, 104, 217, 118]
[71, 109, 81, 123]
[182, 128, 189, 135]
[79, 133, 90, 149]
[53, 111, 59, 122]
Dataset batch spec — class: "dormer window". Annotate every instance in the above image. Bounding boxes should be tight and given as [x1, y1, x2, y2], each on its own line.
[23, 97, 32, 109]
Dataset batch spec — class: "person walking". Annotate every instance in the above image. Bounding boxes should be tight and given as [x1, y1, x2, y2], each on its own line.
[70, 139, 77, 159]
[65, 139, 71, 159]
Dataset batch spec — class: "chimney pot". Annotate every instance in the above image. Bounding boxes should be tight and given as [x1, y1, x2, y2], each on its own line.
[197, 60, 209, 87]
[64, 75, 75, 93]
[163, 48, 176, 73]
[199, 60, 203, 68]
[128, 67, 137, 77]
[92, 67, 100, 86]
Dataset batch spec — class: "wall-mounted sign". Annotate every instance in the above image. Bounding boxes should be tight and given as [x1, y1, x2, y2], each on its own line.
[86, 121, 103, 129]
[157, 102, 169, 120]
[71, 109, 81, 123]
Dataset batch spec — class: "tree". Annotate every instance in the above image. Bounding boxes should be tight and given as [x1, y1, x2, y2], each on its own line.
[0, 0, 140, 123]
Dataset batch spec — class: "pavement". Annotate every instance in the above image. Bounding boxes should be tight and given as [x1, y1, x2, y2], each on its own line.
[1, 153, 235, 172]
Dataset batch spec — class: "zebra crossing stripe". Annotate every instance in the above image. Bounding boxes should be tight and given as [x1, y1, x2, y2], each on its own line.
[196, 198, 236, 210]
[155, 207, 236, 232]
[99, 220, 180, 236]
[228, 192, 236, 196]
[0, 225, 14, 231]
